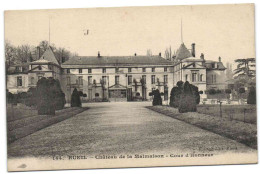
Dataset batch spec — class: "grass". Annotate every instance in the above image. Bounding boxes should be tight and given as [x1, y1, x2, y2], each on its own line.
[197, 104, 257, 124]
[147, 105, 257, 149]
[7, 107, 87, 144]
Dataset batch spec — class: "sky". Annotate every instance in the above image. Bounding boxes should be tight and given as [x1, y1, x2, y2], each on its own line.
[4, 4, 255, 66]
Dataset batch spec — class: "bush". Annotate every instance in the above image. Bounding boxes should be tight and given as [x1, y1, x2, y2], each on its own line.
[169, 81, 199, 112]
[151, 89, 162, 106]
[36, 77, 65, 115]
[71, 88, 82, 107]
[208, 89, 216, 95]
[178, 94, 197, 113]
[239, 87, 245, 94]
[7, 91, 14, 104]
[225, 89, 232, 94]
[247, 86, 256, 104]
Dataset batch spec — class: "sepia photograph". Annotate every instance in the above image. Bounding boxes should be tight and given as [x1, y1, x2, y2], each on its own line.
[4, 3, 257, 171]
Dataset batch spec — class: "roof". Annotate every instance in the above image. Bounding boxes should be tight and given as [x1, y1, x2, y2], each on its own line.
[205, 60, 226, 70]
[36, 46, 59, 65]
[175, 43, 192, 60]
[62, 55, 172, 68]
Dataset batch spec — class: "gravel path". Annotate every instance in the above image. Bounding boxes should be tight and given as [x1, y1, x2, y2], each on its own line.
[8, 102, 256, 158]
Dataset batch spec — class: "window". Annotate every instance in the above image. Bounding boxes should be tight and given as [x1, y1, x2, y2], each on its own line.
[164, 75, 168, 83]
[48, 65, 52, 70]
[151, 75, 155, 84]
[78, 76, 83, 85]
[164, 67, 167, 72]
[88, 76, 92, 85]
[115, 76, 119, 85]
[115, 67, 119, 73]
[102, 68, 106, 73]
[142, 68, 146, 72]
[200, 74, 203, 81]
[152, 67, 155, 72]
[212, 63, 215, 68]
[88, 68, 92, 73]
[185, 74, 188, 81]
[17, 76, 22, 86]
[102, 76, 107, 85]
[142, 75, 146, 84]
[128, 75, 132, 85]
[79, 69, 82, 73]
[192, 73, 197, 82]
[128, 68, 132, 73]
[212, 74, 217, 83]
[38, 66, 42, 70]
[66, 76, 70, 84]
[67, 69, 70, 74]
[30, 77, 35, 85]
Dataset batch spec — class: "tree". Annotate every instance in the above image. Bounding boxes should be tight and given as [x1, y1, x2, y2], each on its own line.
[164, 46, 172, 61]
[151, 89, 162, 106]
[71, 88, 82, 107]
[36, 77, 65, 115]
[169, 81, 199, 112]
[234, 58, 255, 78]
[169, 81, 183, 108]
[247, 86, 256, 104]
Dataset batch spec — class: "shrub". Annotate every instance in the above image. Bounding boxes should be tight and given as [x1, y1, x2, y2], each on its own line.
[239, 87, 245, 94]
[208, 89, 216, 95]
[178, 94, 197, 113]
[24, 87, 37, 107]
[225, 89, 232, 94]
[7, 91, 14, 104]
[36, 77, 65, 115]
[152, 89, 162, 106]
[169, 87, 181, 108]
[247, 86, 256, 104]
[71, 88, 82, 107]
[169, 81, 199, 112]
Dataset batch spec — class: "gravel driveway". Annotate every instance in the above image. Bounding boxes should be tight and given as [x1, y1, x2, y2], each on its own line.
[8, 102, 256, 158]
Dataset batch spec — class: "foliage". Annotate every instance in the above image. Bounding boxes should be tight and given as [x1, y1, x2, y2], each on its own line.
[36, 77, 66, 115]
[169, 81, 199, 112]
[151, 89, 162, 106]
[178, 94, 197, 113]
[247, 86, 256, 105]
[238, 87, 245, 94]
[5, 40, 78, 66]
[234, 58, 255, 78]
[71, 88, 82, 107]
[225, 89, 232, 94]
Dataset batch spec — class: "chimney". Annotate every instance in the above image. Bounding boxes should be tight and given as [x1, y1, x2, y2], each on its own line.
[218, 56, 221, 62]
[37, 46, 41, 59]
[159, 52, 161, 57]
[200, 53, 204, 60]
[191, 43, 195, 57]
[61, 57, 65, 63]
[134, 53, 137, 56]
[98, 51, 100, 58]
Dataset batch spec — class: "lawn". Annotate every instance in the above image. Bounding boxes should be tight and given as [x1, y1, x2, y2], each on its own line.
[7, 106, 87, 144]
[147, 105, 257, 149]
[197, 104, 257, 124]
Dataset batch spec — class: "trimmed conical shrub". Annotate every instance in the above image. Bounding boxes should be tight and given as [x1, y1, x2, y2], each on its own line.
[71, 88, 82, 107]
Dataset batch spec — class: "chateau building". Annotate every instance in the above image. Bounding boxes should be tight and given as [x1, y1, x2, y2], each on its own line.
[6, 42, 226, 102]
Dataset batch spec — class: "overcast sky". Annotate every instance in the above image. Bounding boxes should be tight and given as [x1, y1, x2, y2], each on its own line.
[5, 4, 255, 65]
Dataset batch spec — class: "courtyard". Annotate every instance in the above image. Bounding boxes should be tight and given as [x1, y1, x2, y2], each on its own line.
[8, 102, 256, 158]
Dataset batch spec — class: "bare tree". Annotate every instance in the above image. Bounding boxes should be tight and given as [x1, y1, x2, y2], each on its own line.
[164, 46, 172, 61]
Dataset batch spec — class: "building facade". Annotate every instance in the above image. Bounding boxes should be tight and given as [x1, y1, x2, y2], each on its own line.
[6, 43, 226, 102]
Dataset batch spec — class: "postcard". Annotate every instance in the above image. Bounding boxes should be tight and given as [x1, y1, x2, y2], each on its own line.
[5, 4, 257, 171]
